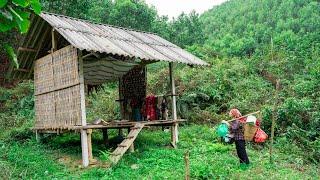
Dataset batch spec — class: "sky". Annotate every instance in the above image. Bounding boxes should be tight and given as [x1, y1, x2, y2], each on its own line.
[145, 0, 228, 18]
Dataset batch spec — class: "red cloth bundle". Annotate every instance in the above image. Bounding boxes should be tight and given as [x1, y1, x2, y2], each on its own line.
[254, 128, 268, 143]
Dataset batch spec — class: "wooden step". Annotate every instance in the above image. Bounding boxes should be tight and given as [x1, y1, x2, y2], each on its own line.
[117, 144, 127, 148]
[125, 136, 134, 139]
[110, 152, 121, 156]
[109, 123, 144, 164]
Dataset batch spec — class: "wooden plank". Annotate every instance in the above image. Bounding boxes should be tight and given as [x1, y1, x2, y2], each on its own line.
[117, 144, 127, 147]
[32, 120, 187, 131]
[109, 123, 144, 164]
[70, 119, 186, 130]
[125, 136, 134, 139]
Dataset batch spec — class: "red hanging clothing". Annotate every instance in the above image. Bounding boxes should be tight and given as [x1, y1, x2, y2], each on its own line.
[145, 95, 156, 120]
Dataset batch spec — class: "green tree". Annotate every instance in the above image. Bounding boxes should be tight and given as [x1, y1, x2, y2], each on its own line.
[107, 0, 157, 31]
[169, 11, 205, 48]
[0, 0, 41, 69]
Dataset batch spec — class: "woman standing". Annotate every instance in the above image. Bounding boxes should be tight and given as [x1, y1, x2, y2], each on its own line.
[229, 109, 250, 167]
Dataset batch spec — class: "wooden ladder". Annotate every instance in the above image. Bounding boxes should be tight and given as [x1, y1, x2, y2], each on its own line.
[109, 123, 144, 164]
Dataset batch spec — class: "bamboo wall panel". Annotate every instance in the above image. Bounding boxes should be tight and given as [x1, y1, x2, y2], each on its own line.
[35, 92, 55, 129]
[53, 46, 79, 89]
[34, 54, 54, 95]
[34, 45, 81, 129]
[55, 85, 81, 128]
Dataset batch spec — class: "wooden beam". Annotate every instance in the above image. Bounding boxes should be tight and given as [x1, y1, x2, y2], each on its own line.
[18, 47, 37, 52]
[13, 15, 41, 79]
[27, 25, 51, 78]
[51, 28, 57, 52]
[14, 68, 30, 73]
[79, 51, 89, 167]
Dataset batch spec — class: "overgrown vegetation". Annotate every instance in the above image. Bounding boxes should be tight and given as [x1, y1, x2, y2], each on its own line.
[0, 0, 320, 178]
[1, 125, 319, 179]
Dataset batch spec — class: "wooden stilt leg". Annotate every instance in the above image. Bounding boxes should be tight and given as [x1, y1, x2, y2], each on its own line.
[102, 129, 109, 146]
[87, 129, 93, 162]
[127, 127, 134, 152]
[81, 130, 89, 167]
[35, 130, 42, 143]
[171, 125, 177, 148]
[118, 128, 123, 136]
[174, 123, 179, 143]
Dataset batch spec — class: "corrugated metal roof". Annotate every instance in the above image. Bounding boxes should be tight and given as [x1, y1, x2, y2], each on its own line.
[40, 12, 208, 66]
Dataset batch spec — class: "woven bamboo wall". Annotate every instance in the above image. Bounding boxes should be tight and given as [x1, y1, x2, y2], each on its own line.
[34, 46, 81, 130]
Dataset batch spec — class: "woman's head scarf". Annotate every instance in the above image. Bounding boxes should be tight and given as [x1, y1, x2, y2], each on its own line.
[229, 108, 242, 118]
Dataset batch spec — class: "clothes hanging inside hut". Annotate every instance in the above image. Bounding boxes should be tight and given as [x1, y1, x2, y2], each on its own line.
[145, 95, 156, 120]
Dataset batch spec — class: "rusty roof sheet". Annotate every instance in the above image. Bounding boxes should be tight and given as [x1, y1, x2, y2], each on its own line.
[40, 12, 208, 66]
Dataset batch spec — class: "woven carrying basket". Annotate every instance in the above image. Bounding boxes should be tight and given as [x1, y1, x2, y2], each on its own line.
[244, 124, 258, 141]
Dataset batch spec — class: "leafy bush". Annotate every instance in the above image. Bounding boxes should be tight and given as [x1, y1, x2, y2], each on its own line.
[0, 81, 34, 139]
[86, 83, 120, 122]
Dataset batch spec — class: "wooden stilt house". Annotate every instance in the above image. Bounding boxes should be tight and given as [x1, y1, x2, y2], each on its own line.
[9, 12, 208, 167]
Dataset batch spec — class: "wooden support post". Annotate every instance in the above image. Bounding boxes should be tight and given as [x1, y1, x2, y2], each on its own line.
[169, 63, 177, 120]
[79, 51, 89, 167]
[35, 130, 42, 143]
[169, 63, 179, 145]
[118, 128, 123, 136]
[102, 129, 109, 146]
[87, 129, 93, 162]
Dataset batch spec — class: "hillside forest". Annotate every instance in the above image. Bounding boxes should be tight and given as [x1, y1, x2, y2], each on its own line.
[0, 0, 320, 179]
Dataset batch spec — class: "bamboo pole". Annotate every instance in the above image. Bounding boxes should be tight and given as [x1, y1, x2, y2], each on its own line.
[270, 79, 281, 163]
[224, 111, 261, 122]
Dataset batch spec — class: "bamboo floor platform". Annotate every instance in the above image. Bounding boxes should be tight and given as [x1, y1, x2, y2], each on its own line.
[34, 119, 186, 132]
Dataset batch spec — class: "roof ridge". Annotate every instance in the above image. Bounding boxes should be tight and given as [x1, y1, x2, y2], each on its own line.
[41, 11, 157, 36]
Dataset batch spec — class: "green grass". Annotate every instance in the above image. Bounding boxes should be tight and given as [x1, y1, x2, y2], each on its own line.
[1, 125, 319, 179]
